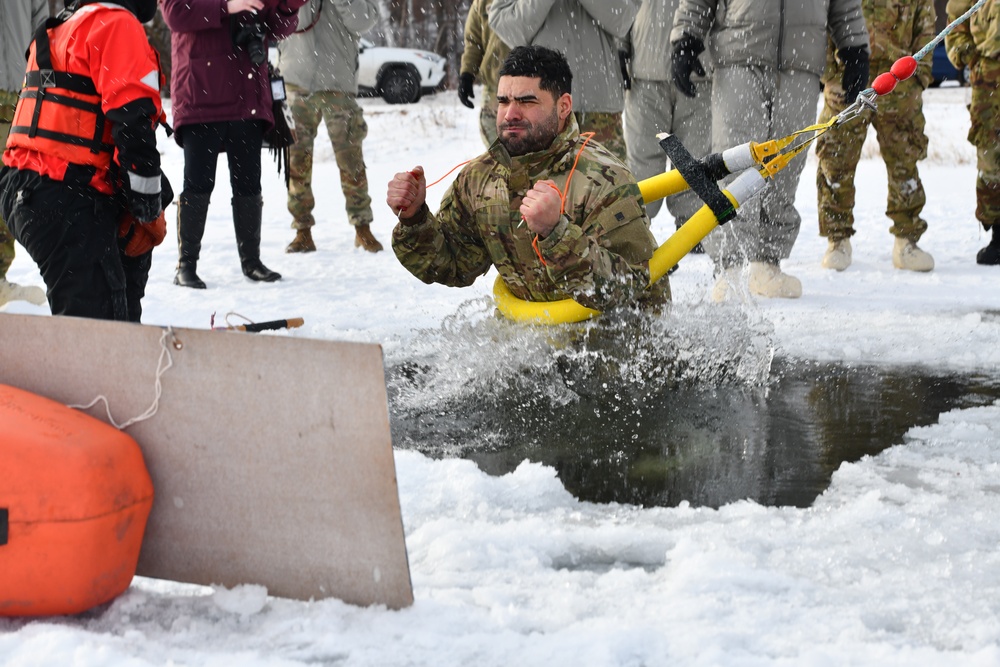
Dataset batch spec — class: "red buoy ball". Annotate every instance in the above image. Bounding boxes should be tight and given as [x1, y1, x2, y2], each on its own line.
[872, 72, 898, 96]
[890, 56, 918, 81]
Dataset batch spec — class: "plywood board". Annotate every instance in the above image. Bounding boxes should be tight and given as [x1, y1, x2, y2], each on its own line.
[0, 313, 412, 609]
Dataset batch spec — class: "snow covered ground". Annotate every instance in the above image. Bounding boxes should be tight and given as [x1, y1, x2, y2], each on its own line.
[2, 84, 1000, 666]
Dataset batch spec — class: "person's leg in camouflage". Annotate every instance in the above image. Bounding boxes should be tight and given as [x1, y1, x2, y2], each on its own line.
[320, 90, 381, 253]
[971, 60, 1000, 265]
[815, 84, 869, 270]
[574, 111, 627, 165]
[0, 89, 46, 306]
[285, 85, 322, 253]
[873, 78, 933, 271]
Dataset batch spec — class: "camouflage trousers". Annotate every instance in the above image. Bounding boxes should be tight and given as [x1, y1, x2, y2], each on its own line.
[286, 86, 372, 229]
[575, 111, 627, 165]
[1, 90, 17, 278]
[478, 92, 499, 149]
[815, 73, 929, 242]
[969, 58, 1000, 230]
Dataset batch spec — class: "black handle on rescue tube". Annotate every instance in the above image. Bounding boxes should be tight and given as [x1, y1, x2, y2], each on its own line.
[235, 317, 305, 333]
[1, 508, 8, 546]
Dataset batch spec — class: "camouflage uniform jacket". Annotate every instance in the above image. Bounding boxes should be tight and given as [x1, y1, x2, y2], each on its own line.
[822, 0, 936, 89]
[460, 0, 511, 100]
[946, 0, 1000, 68]
[392, 117, 667, 311]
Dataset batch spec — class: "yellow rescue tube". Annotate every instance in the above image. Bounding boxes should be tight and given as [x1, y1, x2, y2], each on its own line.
[637, 169, 689, 206]
[493, 174, 752, 325]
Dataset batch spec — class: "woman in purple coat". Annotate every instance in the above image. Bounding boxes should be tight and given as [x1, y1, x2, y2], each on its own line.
[162, 0, 307, 288]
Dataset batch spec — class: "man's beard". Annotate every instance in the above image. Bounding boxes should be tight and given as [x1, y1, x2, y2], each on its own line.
[498, 109, 560, 156]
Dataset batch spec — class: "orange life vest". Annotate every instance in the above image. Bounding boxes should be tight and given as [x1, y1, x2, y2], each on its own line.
[3, 4, 163, 194]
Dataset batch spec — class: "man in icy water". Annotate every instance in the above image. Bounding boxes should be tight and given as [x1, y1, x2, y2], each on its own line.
[387, 45, 668, 313]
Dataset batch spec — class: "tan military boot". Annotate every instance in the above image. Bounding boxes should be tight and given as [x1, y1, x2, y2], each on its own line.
[748, 262, 802, 299]
[354, 224, 383, 253]
[286, 228, 316, 253]
[0, 278, 46, 306]
[892, 237, 934, 272]
[822, 238, 852, 271]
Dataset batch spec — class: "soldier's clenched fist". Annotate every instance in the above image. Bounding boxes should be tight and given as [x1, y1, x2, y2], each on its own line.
[520, 180, 562, 237]
[387, 166, 427, 220]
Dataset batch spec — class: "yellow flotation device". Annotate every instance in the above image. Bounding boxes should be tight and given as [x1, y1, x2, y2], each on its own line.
[494, 166, 767, 325]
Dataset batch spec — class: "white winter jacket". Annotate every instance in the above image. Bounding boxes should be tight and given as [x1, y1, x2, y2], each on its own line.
[488, 0, 640, 113]
[669, 0, 869, 77]
[278, 0, 377, 94]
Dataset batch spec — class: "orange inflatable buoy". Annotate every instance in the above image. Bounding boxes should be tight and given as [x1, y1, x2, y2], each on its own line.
[0, 384, 154, 616]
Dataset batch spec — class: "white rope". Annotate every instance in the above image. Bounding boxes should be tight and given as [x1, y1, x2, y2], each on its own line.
[68, 327, 177, 430]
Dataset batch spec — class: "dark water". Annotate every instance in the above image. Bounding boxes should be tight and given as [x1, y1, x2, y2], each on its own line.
[388, 354, 1000, 509]
[385, 301, 1000, 509]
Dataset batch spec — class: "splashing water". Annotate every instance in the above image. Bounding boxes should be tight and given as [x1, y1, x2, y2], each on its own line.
[385, 296, 775, 457]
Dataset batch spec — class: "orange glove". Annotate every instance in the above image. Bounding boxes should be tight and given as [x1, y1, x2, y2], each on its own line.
[118, 210, 167, 257]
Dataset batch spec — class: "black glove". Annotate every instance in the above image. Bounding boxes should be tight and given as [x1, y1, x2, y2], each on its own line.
[458, 72, 475, 109]
[125, 171, 163, 224]
[671, 35, 706, 99]
[839, 46, 870, 103]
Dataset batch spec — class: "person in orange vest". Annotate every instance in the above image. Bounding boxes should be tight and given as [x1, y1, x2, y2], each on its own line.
[0, 0, 170, 322]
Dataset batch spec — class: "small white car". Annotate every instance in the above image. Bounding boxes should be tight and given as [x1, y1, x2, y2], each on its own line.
[357, 38, 448, 104]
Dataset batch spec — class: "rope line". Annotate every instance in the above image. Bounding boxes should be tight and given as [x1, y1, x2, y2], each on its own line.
[67, 327, 177, 430]
[751, 0, 987, 182]
[913, 0, 986, 60]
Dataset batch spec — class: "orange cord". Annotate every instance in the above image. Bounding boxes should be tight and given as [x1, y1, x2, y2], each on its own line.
[425, 160, 472, 188]
[557, 131, 594, 214]
[424, 132, 597, 268]
[532, 234, 547, 266]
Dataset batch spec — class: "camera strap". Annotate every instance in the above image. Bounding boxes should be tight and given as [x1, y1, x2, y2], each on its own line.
[294, 0, 324, 34]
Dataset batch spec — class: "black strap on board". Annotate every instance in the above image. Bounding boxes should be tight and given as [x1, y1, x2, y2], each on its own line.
[1, 508, 8, 546]
[658, 134, 737, 224]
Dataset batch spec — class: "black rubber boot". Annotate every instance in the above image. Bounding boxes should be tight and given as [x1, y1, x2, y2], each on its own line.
[174, 193, 211, 289]
[233, 195, 281, 282]
[977, 224, 1000, 266]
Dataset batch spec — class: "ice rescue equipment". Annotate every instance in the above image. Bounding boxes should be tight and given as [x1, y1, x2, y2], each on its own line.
[494, 140, 767, 325]
[867, 0, 986, 99]
[0, 384, 154, 617]
[6, 14, 115, 169]
[494, 166, 768, 324]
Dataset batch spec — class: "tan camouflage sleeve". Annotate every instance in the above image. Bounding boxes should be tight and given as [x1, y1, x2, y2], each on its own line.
[945, 0, 977, 69]
[391, 184, 494, 288]
[460, 0, 486, 78]
[536, 181, 657, 311]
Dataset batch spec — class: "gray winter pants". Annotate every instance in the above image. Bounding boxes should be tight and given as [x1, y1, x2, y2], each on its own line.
[624, 78, 712, 224]
[704, 66, 820, 267]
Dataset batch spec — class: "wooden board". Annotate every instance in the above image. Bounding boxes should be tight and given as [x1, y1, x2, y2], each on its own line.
[0, 312, 412, 609]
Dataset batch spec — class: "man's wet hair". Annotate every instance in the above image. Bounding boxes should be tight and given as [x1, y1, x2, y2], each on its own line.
[498, 45, 572, 97]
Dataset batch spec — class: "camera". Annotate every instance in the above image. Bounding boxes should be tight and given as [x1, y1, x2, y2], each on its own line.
[231, 14, 267, 66]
